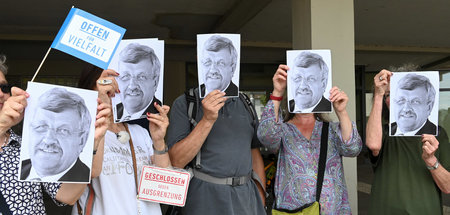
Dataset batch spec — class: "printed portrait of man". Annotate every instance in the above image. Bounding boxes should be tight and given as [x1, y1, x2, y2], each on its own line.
[199, 35, 239, 97]
[390, 73, 437, 136]
[115, 43, 162, 122]
[20, 87, 91, 182]
[288, 51, 331, 113]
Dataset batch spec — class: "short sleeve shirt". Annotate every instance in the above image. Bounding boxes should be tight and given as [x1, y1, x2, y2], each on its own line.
[0, 130, 62, 215]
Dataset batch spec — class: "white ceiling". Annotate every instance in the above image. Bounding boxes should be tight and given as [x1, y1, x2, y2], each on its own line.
[1, 0, 449, 71]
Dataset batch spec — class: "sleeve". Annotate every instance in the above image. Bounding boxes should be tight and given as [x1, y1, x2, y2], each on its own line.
[437, 126, 450, 170]
[256, 100, 285, 153]
[41, 182, 66, 206]
[166, 95, 192, 148]
[251, 119, 262, 149]
[330, 121, 363, 157]
[368, 124, 389, 168]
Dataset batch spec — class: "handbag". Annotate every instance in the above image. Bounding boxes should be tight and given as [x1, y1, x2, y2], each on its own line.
[272, 122, 329, 215]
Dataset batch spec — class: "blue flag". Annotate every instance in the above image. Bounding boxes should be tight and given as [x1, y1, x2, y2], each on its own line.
[51, 8, 126, 69]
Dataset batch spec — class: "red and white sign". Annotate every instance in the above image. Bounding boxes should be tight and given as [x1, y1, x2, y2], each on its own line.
[138, 166, 191, 206]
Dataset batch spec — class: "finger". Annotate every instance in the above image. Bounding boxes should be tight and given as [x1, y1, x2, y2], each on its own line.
[153, 103, 170, 115]
[97, 108, 111, 120]
[95, 117, 107, 127]
[101, 69, 119, 77]
[278, 64, 289, 72]
[210, 97, 227, 107]
[422, 142, 434, 155]
[5, 108, 21, 120]
[146, 112, 166, 122]
[8, 101, 25, 114]
[12, 87, 29, 97]
[147, 117, 166, 128]
[203, 91, 226, 104]
[274, 72, 287, 81]
[9, 94, 28, 107]
[211, 99, 226, 110]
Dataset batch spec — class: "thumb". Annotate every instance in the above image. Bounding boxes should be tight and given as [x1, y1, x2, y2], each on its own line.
[11, 87, 29, 97]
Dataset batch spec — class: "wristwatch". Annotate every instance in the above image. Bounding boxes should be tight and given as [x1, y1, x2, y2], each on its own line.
[426, 160, 440, 170]
[153, 143, 168, 155]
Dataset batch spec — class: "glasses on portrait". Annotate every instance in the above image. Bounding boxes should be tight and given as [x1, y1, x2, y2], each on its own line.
[31, 123, 82, 138]
[292, 75, 321, 84]
[0, 84, 12, 94]
[118, 73, 152, 83]
[202, 59, 229, 70]
[394, 97, 425, 107]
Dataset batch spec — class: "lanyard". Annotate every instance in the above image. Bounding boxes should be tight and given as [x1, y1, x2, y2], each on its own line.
[123, 123, 141, 215]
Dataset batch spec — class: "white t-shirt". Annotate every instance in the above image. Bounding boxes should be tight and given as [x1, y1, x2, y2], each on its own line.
[72, 124, 162, 215]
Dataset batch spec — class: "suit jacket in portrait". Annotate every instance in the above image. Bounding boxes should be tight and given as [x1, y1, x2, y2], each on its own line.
[115, 96, 162, 122]
[390, 119, 437, 135]
[20, 158, 90, 182]
[289, 96, 332, 113]
[200, 81, 238, 97]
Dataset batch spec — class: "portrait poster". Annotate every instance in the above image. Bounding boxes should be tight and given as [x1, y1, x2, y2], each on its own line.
[287, 50, 332, 113]
[111, 38, 164, 123]
[389, 71, 439, 136]
[19, 82, 98, 183]
[197, 33, 240, 98]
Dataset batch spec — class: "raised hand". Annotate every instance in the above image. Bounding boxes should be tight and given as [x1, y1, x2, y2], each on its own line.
[329, 86, 348, 113]
[201, 90, 227, 122]
[0, 87, 28, 132]
[421, 134, 439, 166]
[96, 69, 119, 101]
[147, 103, 170, 144]
[272, 64, 289, 97]
[374, 69, 392, 97]
[94, 98, 111, 143]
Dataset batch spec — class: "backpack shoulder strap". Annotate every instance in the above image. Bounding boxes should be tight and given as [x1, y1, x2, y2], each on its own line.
[239, 92, 258, 127]
[185, 88, 199, 128]
[184, 87, 202, 169]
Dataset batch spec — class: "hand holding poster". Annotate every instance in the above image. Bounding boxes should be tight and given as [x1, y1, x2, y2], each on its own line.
[51, 7, 126, 69]
[138, 166, 191, 206]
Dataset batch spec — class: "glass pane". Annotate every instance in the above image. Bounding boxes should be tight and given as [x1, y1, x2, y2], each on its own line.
[440, 71, 450, 88]
[438, 91, 450, 134]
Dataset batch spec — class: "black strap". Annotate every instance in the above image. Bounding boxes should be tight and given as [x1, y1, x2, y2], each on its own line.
[184, 88, 258, 170]
[0, 193, 12, 215]
[316, 122, 329, 202]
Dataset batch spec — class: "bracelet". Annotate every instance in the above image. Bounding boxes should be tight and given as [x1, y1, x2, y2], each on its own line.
[269, 94, 283, 101]
[426, 160, 439, 170]
[152, 143, 168, 155]
[93, 149, 97, 155]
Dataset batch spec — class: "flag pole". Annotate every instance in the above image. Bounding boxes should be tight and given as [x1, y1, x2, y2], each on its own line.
[31, 47, 52, 82]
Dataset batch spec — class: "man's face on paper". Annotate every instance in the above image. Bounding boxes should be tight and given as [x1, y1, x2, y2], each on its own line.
[29, 108, 84, 177]
[118, 59, 156, 114]
[201, 48, 234, 93]
[394, 86, 432, 132]
[291, 64, 326, 109]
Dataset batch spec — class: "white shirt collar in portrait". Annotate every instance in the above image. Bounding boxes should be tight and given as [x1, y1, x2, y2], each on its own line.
[294, 98, 321, 113]
[395, 120, 427, 136]
[26, 159, 78, 182]
[205, 82, 230, 96]
[120, 97, 154, 121]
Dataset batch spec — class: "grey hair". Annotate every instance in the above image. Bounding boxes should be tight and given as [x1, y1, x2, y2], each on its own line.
[203, 35, 238, 72]
[38, 87, 91, 147]
[294, 51, 328, 81]
[119, 43, 161, 83]
[388, 63, 421, 72]
[397, 73, 436, 108]
[0, 55, 8, 75]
